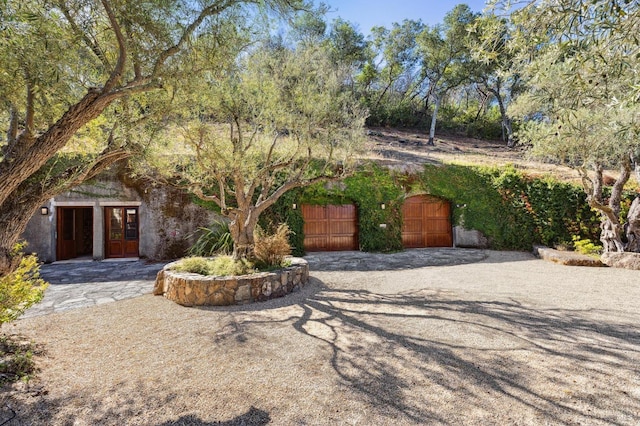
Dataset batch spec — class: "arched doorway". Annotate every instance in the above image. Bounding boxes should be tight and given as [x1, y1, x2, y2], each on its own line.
[402, 195, 452, 248]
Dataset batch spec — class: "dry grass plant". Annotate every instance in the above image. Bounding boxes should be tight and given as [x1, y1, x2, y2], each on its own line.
[254, 224, 292, 269]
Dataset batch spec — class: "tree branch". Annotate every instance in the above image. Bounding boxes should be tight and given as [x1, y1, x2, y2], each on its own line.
[58, 1, 111, 69]
[23, 71, 35, 141]
[100, 0, 127, 93]
[151, 0, 236, 78]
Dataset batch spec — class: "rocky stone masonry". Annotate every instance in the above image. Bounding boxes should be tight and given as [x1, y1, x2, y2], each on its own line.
[153, 258, 309, 306]
[601, 252, 640, 270]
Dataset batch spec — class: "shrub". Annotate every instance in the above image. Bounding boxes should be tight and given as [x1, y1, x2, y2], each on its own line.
[187, 220, 233, 257]
[254, 224, 292, 269]
[0, 243, 48, 326]
[170, 256, 256, 276]
[0, 335, 39, 384]
[572, 236, 603, 256]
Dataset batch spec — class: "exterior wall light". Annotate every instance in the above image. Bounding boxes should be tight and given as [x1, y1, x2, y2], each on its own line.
[40, 206, 49, 215]
[292, 203, 297, 210]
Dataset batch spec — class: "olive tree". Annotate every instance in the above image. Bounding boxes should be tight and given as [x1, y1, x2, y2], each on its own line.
[417, 4, 477, 145]
[0, 0, 303, 277]
[144, 44, 366, 260]
[467, 14, 522, 147]
[504, 0, 640, 252]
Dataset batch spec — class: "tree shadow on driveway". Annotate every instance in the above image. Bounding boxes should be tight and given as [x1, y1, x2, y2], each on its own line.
[253, 288, 640, 424]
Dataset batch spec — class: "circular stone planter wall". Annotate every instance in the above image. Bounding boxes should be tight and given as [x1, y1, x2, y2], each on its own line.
[153, 258, 309, 306]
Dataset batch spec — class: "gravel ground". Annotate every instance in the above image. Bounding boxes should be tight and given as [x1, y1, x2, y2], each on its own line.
[2, 250, 640, 425]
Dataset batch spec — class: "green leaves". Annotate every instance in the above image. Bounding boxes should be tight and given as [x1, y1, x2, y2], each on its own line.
[0, 246, 47, 325]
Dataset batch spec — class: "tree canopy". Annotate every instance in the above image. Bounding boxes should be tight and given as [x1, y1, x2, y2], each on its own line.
[143, 40, 366, 259]
[502, 0, 640, 251]
[0, 0, 304, 276]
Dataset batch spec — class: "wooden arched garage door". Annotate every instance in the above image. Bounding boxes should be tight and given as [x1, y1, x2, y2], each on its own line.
[302, 204, 358, 251]
[402, 195, 452, 248]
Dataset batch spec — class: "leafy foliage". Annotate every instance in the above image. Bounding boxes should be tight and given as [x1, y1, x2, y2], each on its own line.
[502, 0, 640, 251]
[258, 188, 305, 257]
[187, 221, 233, 257]
[145, 39, 366, 260]
[265, 163, 600, 252]
[263, 164, 405, 253]
[0, 0, 304, 278]
[0, 243, 47, 325]
[0, 335, 39, 384]
[417, 164, 600, 250]
[342, 166, 404, 252]
[170, 256, 256, 276]
[572, 236, 602, 256]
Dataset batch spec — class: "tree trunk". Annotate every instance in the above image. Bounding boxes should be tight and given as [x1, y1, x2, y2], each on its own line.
[599, 214, 625, 253]
[229, 211, 259, 261]
[0, 89, 114, 208]
[490, 82, 515, 148]
[626, 196, 640, 252]
[427, 94, 440, 146]
[0, 148, 129, 277]
[593, 157, 631, 253]
[0, 193, 46, 276]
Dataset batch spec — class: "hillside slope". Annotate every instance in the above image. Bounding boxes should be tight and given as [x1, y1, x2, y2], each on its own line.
[364, 127, 581, 183]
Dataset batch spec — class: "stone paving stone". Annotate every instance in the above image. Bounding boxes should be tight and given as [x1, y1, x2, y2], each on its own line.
[23, 260, 165, 318]
[23, 249, 486, 318]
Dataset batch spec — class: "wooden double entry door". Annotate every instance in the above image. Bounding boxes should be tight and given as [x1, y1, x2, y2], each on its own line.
[56, 206, 139, 260]
[105, 207, 139, 258]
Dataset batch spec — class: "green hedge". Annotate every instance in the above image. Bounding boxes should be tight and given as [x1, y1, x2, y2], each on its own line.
[415, 164, 600, 250]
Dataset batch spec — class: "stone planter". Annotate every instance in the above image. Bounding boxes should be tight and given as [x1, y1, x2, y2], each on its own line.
[153, 257, 309, 306]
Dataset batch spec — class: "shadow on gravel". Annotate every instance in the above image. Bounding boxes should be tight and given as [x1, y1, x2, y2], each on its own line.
[154, 407, 271, 425]
[1, 382, 270, 426]
[253, 288, 640, 424]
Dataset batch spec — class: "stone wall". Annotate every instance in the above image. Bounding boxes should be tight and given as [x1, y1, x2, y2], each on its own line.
[154, 258, 309, 306]
[21, 168, 221, 262]
[453, 226, 489, 249]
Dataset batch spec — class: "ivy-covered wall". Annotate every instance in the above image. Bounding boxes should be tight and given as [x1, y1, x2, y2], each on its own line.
[263, 165, 405, 254]
[412, 164, 601, 250]
[236, 163, 605, 254]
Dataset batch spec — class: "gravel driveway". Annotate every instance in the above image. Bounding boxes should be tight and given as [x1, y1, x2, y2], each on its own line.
[2, 250, 640, 425]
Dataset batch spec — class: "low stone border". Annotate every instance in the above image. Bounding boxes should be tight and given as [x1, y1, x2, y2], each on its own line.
[533, 245, 604, 267]
[153, 258, 309, 306]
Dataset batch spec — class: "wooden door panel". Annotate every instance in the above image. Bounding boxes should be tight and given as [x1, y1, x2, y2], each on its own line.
[304, 236, 329, 251]
[329, 236, 358, 251]
[402, 234, 424, 248]
[427, 233, 453, 247]
[304, 221, 328, 236]
[108, 241, 123, 257]
[302, 205, 327, 219]
[330, 220, 356, 235]
[302, 204, 358, 251]
[402, 195, 452, 248]
[125, 240, 138, 256]
[57, 208, 76, 260]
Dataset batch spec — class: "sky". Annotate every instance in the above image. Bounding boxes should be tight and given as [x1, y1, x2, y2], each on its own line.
[320, 0, 490, 33]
